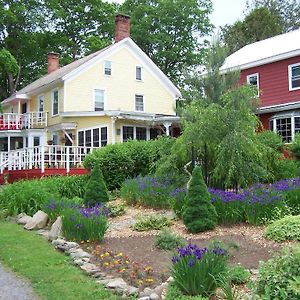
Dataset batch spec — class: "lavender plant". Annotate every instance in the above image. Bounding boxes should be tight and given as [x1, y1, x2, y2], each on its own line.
[62, 204, 109, 242]
[171, 243, 228, 297]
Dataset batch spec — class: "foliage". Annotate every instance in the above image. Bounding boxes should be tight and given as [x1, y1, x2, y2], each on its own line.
[84, 164, 109, 206]
[171, 243, 228, 297]
[84, 137, 175, 190]
[182, 167, 217, 233]
[62, 204, 109, 242]
[155, 229, 185, 250]
[255, 244, 300, 299]
[121, 0, 213, 85]
[265, 215, 300, 242]
[120, 175, 186, 209]
[165, 283, 208, 300]
[256, 130, 284, 152]
[94, 246, 160, 288]
[228, 265, 251, 285]
[107, 203, 126, 217]
[132, 215, 171, 231]
[0, 175, 88, 215]
[290, 133, 300, 160]
[0, 222, 118, 300]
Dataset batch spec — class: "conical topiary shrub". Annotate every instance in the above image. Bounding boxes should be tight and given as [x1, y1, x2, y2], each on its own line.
[182, 166, 217, 233]
[84, 164, 109, 206]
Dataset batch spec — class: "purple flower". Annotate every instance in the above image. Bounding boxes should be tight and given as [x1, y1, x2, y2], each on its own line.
[188, 259, 195, 267]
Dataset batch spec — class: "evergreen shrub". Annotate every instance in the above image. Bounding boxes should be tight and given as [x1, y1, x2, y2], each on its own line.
[182, 166, 217, 233]
[84, 164, 109, 206]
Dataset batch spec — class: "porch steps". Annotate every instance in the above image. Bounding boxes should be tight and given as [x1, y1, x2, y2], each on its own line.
[0, 168, 89, 185]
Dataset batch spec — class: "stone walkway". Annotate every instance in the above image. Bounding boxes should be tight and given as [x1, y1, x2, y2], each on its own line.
[0, 263, 39, 300]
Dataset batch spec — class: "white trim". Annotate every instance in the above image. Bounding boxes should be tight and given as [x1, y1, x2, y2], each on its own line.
[62, 38, 181, 98]
[288, 62, 300, 91]
[63, 81, 67, 112]
[93, 87, 106, 111]
[37, 94, 44, 112]
[134, 94, 145, 112]
[51, 88, 59, 117]
[135, 66, 143, 81]
[104, 60, 112, 76]
[77, 124, 109, 147]
[246, 73, 260, 96]
[120, 124, 149, 143]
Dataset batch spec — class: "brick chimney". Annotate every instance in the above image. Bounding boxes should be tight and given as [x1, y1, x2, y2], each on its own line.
[115, 14, 130, 43]
[47, 52, 59, 74]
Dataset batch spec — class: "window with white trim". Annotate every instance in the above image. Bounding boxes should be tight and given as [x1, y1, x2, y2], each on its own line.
[136, 66, 142, 80]
[122, 126, 134, 142]
[270, 113, 300, 143]
[94, 89, 104, 111]
[135, 94, 144, 111]
[38, 95, 44, 113]
[52, 90, 59, 116]
[122, 126, 148, 142]
[104, 60, 112, 76]
[78, 126, 108, 147]
[289, 63, 300, 90]
[247, 73, 259, 96]
[52, 134, 58, 145]
[136, 127, 147, 140]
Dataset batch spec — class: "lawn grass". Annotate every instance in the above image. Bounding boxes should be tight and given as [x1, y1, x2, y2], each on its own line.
[0, 221, 119, 300]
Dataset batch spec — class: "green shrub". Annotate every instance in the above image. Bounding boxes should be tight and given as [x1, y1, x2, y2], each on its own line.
[290, 133, 300, 160]
[165, 283, 208, 300]
[256, 130, 284, 152]
[155, 229, 185, 250]
[0, 175, 88, 215]
[107, 203, 126, 217]
[284, 187, 300, 215]
[227, 265, 250, 285]
[83, 137, 175, 190]
[171, 243, 228, 297]
[265, 215, 300, 242]
[84, 165, 109, 206]
[182, 167, 217, 233]
[255, 244, 300, 299]
[132, 215, 171, 231]
[274, 158, 300, 181]
[120, 175, 186, 209]
[62, 204, 108, 242]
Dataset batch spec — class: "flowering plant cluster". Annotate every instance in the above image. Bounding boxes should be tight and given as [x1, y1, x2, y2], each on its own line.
[120, 175, 186, 209]
[62, 204, 108, 242]
[209, 178, 300, 225]
[171, 243, 228, 297]
[94, 246, 161, 288]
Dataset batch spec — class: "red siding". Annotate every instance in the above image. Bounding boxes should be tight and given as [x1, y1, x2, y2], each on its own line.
[240, 56, 300, 107]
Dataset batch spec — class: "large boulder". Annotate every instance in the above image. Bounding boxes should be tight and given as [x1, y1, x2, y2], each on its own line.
[48, 216, 62, 241]
[24, 210, 48, 230]
[17, 215, 32, 225]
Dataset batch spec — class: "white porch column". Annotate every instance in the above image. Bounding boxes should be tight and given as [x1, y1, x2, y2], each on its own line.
[111, 117, 116, 144]
[23, 136, 26, 148]
[163, 122, 172, 136]
[7, 135, 11, 152]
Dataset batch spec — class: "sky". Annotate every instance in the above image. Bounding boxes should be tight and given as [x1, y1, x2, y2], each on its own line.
[107, 0, 249, 28]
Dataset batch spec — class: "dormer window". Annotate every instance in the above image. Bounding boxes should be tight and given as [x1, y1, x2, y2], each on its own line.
[104, 60, 112, 76]
[247, 73, 259, 96]
[136, 66, 142, 81]
[289, 63, 300, 90]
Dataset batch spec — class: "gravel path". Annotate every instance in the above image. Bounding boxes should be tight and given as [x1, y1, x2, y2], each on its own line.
[0, 263, 39, 300]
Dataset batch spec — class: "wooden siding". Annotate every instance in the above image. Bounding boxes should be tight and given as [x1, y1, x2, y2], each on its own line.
[240, 56, 300, 107]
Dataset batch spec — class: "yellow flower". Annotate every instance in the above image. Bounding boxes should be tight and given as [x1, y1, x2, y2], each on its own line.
[80, 241, 84, 244]
[100, 254, 104, 258]
[119, 268, 126, 273]
[114, 260, 119, 265]
[146, 278, 153, 283]
[138, 280, 143, 285]
[86, 240, 90, 243]
[103, 262, 109, 266]
[125, 260, 129, 264]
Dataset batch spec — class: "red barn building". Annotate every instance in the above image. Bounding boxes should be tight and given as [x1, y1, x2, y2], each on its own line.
[220, 29, 300, 143]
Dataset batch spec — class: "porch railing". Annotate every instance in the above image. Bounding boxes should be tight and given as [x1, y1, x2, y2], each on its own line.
[0, 145, 95, 174]
[0, 112, 47, 130]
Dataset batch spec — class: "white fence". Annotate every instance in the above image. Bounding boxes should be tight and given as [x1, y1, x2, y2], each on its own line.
[0, 112, 47, 130]
[0, 145, 95, 174]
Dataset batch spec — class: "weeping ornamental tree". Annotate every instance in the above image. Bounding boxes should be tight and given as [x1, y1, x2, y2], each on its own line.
[182, 166, 217, 233]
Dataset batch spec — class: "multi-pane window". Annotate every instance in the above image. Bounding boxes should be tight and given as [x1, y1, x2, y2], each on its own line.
[295, 117, 300, 135]
[136, 127, 147, 140]
[136, 66, 142, 80]
[33, 136, 40, 146]
[289, 63, 300, 90]
[247, 73, 259, 96]
[150, 128, 159, 140]
[135, 94, 144, 111]
[38, 95, 44, 114]
[122, 126, 134, 141]
[52, 134, 58, 145]
[78, 127, 108, 147]
[94, 89, 104, 111]
[101, 127, 108, 146]
[104, 61, 112, 76]
[276, 118, 292, 143]
[52, 90, 59, 116]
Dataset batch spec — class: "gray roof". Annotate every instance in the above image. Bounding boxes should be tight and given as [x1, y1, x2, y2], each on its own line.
[9, 45, 112, 98]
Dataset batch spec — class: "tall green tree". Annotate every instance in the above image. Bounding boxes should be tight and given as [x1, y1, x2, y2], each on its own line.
[221, 7, 282, 54]
[121, 0, 213, 85]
